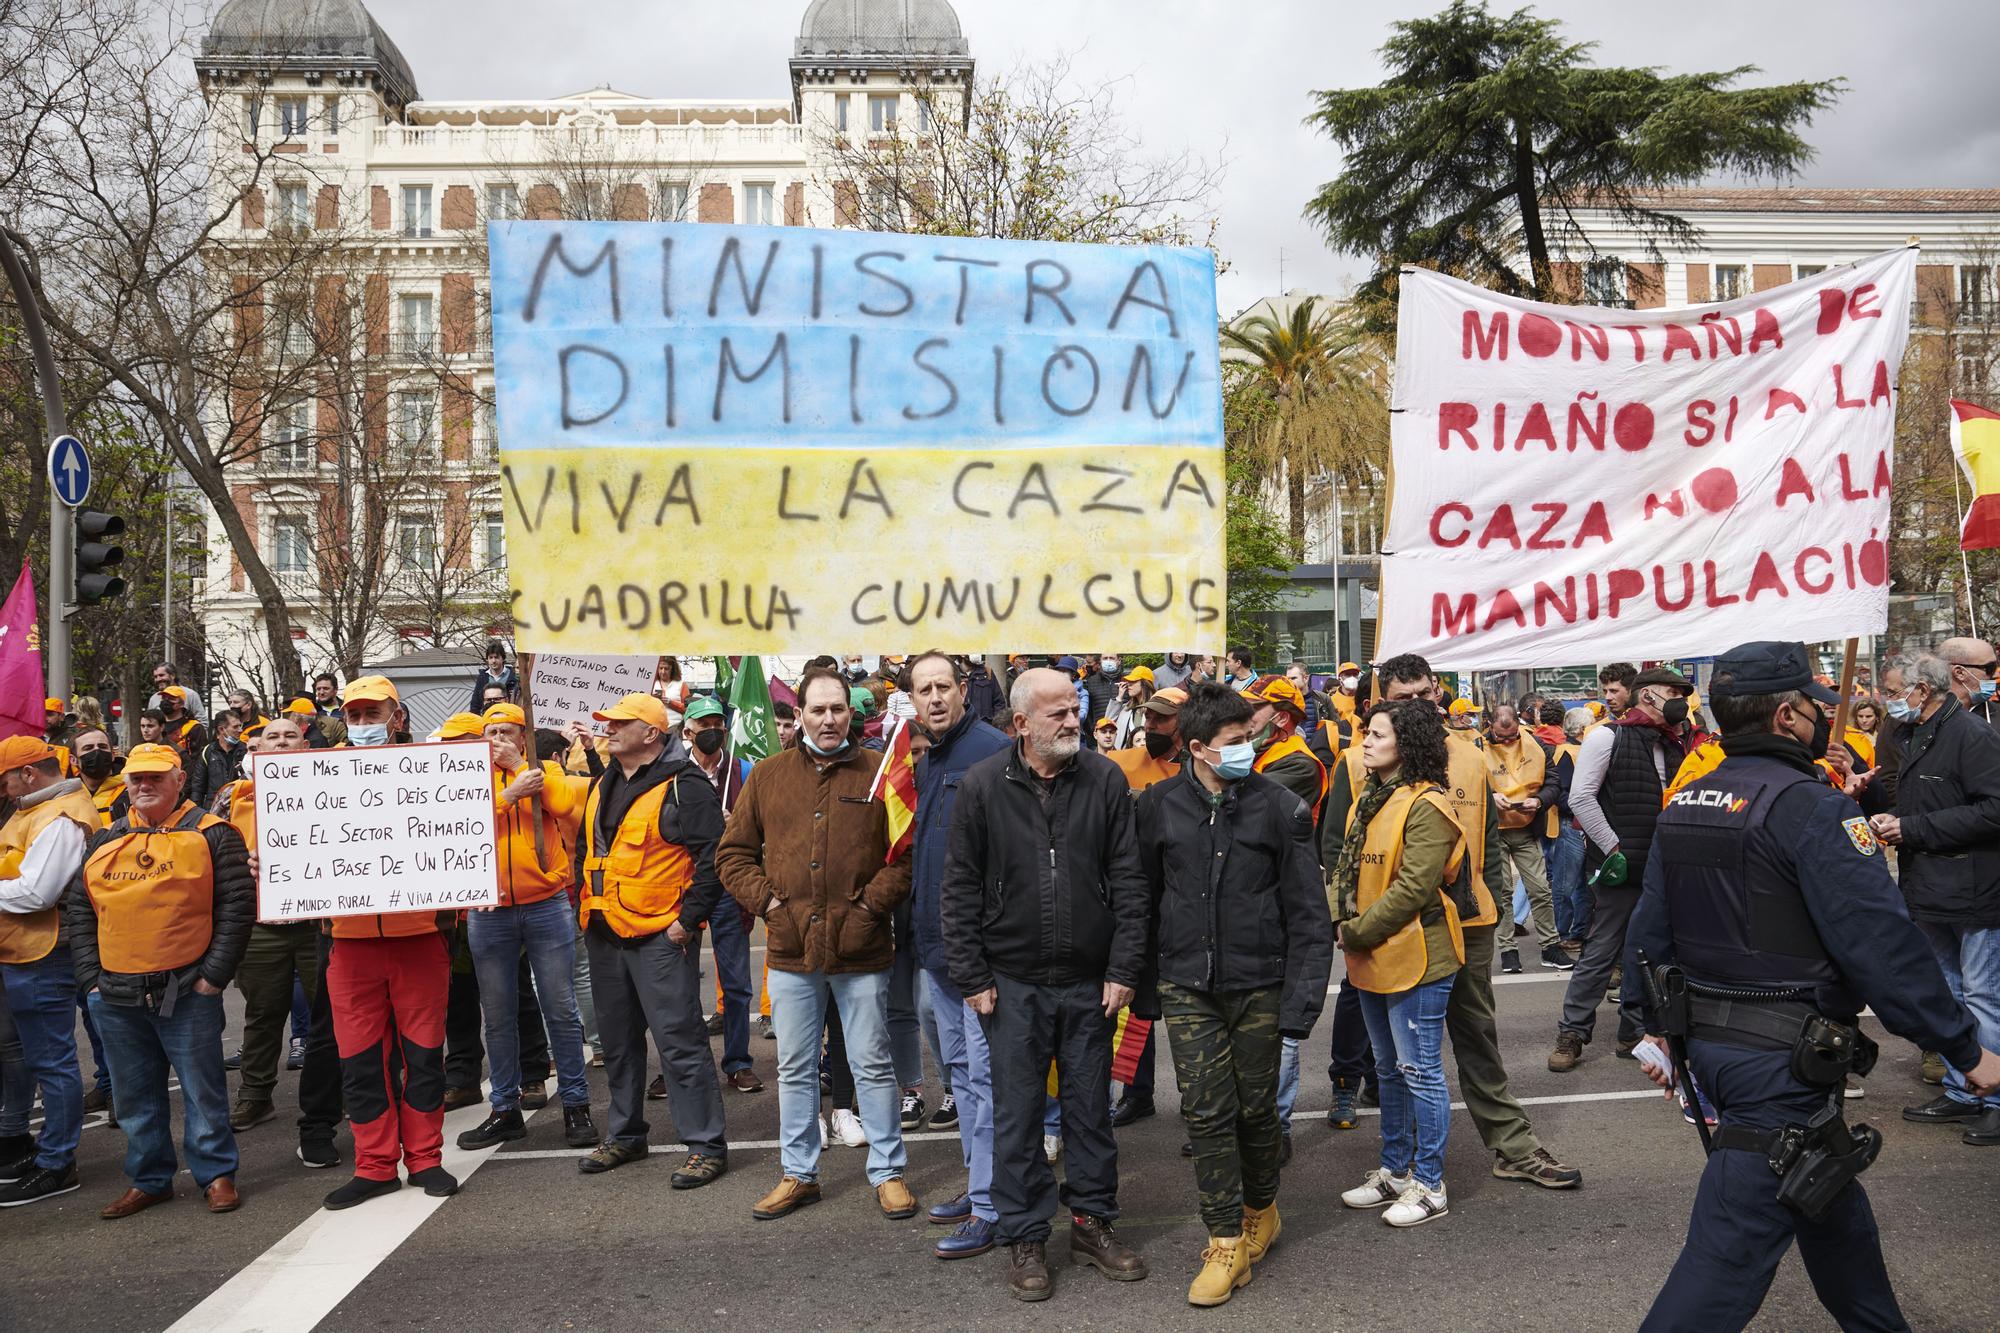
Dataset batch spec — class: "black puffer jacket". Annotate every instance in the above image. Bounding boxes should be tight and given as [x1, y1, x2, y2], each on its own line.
[941, 742, 1148, 994]
[67, 802, 255, 1005]
[1134, 768, 1333, 1037]
[1888, 693, 2000, 928]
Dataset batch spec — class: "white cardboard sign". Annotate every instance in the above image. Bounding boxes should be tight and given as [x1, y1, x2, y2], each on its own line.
[251, 741, 501, 922]
[526, 653, 664, 732]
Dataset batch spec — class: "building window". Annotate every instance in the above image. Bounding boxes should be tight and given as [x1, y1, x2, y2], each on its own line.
[869, 94, 897, 132]
[397, 293, 434, 356]
[1795, 264, 1827, 280]
[1961, 266, 1991, 321]
[744, 183, 776, 226]
[271, 516, 310, 574]
[656, 180, 690, 221]
[244, 94, 262, 137]
[275, 182, 309, 231]
[486, 184, 520, 221]
[1713, 264, 1746, 301]
[1582, 259, 1628, 308]
[917, 97, 933, 133]
[867, 182, 899, 228]
[278, 307, 314, 360]
[395, 515, 437, 568]
[277, 97, 310, 138]
[397, 627, 434, 654]
[401, 184, 432, 238]
[268, 399, 312, 469]
[323, 95, 339, 137]
[1962, 341, 1992, 395]
[473, 397, 497, 461]
[835, 94, 850, 133]
[391, 390, 436, 462]
[481, 512, 506, 569]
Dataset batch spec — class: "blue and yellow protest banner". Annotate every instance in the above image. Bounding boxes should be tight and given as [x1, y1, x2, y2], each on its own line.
[487, 221, 1224, 654]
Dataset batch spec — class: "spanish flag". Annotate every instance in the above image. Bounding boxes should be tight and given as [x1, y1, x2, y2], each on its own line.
[1952, 399, 2000, 549]
[880, 717, 917, 863]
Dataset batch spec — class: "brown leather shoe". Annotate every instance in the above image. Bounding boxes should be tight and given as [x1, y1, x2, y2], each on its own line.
[877, 1176, 919, 1219]
[441, 1086, 483, 1112]
[726, 1068, 764, 1094]
[751, 1176, 821, 1220]
[1008, 1241, 1053, 1302]
[100, 1186, 173, 1220]
[1070, 1213, 1148, 1281]
[205, 1177, 242, 1213]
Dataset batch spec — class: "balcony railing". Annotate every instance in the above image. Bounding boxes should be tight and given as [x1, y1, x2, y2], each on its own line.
[370, 122, 804, 159]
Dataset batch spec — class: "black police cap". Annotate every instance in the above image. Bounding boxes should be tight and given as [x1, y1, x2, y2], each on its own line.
[1710, 642, 1840, 705]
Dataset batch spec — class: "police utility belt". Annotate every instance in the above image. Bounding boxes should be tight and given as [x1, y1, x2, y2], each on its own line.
[1649, 964, 1883, 1222]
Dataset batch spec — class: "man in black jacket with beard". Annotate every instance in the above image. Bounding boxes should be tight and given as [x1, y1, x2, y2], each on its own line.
[942, 668, 1150, 1303]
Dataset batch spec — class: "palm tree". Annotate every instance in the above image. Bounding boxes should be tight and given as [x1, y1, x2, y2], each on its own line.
[1221, 296, 1389, 561]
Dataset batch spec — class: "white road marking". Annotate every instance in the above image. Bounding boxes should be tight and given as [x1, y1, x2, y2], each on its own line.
[161, 1087, 534, 1333]
[485, 1088, 1668, 1161]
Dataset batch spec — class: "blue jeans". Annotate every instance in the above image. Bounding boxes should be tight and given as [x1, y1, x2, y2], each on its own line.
[77, 989, 110, 1094]
[769, 968, 905, 1185]
[468, 895, 590, 1111]
[290, 977, 311, 1041]
[704, 901, 754, 1075]
[1358, 974, 1456, 1189]
[924, 967, 994, 1220]
[887, 907, 924, 1089]
[1547, 826, 1589, 940]
[1276, 1035, 1300, 1131]
[2, 951, 83, 1169]
[0, 983, 30, 1138]
[91, 988, 236, 1192]
[1918, 920, 2000, 1109]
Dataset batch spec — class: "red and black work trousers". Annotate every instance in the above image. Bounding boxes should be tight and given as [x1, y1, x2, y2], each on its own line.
[325, 932, 450, 1181]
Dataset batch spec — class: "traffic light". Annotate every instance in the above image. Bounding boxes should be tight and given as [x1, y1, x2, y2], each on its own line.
[75, 509, 126, 605]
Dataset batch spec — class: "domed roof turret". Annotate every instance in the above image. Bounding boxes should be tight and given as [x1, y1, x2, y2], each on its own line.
[198, 0, 418, 109]
[794, 0, 968, 59]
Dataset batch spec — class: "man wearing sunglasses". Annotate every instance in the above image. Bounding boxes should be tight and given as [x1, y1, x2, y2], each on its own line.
[1939, 637, 2000, 726]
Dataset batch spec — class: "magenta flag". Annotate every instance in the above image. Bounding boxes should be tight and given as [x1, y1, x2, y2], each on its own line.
[0, 561, 46, 741]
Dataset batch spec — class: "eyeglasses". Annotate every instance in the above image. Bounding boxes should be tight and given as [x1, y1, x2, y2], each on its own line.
[1952, 659, 2000, 674]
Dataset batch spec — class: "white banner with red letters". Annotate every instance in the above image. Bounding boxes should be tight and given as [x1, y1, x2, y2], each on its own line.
[1380, 248, 1916, 668]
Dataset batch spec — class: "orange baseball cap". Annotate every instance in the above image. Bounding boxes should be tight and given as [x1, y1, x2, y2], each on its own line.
[1142, 686, 1188, 716]
[342, 675, 399, 706]
[0, 736, 58, 773]
[1448, 697, 1482, 717]
[44, 697, 64, 713]
[593, 692, 672, 730]
[284, 697, 318, 716]
[1120, 665, 1155, 685]
[123, 742, 184, 775]
[437, 713, 487, 740]
[481, 703, 526, 727]
[158, 685, 187, 701]
[1244, 674, 1308, 719]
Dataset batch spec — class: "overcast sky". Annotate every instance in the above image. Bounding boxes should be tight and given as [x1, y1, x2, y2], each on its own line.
[375, 0, 2000, 313]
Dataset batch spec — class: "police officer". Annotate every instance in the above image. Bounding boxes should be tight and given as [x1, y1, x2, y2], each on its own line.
[1627, 641, 2000, 1332]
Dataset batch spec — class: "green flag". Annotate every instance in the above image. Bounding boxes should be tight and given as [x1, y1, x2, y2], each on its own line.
[727, 654, 780, 761]
[711, 654, 735, 699]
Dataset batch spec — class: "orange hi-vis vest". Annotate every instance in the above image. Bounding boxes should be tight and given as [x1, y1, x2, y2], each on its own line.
[579, 775, 696, 939]
[222, 777, 258, 848]
[493, 760, 582, 907]
[1442, 735, 1498, 927]
[0, 786, 103, 963]
[88, 773, 125, 825]
[1343, 782, 1467, 993]
[83, 801, 218, 974]
[1549, 742, 1580, 835]
[1255, 733, 1329, 809]
[1666, 740, 1726, 804]
[1106, 745, 1179, 794]
[1483, 735, 1547, 832]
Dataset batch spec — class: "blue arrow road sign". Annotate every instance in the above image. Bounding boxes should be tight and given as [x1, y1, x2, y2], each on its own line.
[48, 434, 90, 507]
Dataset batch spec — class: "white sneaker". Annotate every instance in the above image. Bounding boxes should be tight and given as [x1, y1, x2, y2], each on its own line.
[830, 1108, 868, 1147]
[1340, 1167, 1411, 1209]
[1383, 1179, 1449, 1228]
[1043, 1133, 1061, 1165]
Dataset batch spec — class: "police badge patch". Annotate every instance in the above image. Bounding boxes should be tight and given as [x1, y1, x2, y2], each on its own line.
[1842, 817, 1880, 857]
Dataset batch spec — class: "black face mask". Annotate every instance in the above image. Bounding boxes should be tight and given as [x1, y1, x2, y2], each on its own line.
[692, 729, 726, 756]
[78, 750, 118, 782]
[1660, 697, 1689, 728]
[1806, 708, 1831, 761]
[1144, 731, 1176, 760]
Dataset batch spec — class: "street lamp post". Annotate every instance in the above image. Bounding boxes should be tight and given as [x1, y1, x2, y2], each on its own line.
[0, 227, 76, 700]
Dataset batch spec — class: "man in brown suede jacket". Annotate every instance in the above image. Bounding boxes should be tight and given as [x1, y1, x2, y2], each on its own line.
[718, 667, 915, 1223]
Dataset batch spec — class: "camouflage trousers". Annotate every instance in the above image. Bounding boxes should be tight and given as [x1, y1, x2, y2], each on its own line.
[1160, 982, 1284, 1238]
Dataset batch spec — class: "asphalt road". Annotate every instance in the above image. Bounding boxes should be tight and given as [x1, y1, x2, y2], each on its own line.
[8, 954, 1997, 1333]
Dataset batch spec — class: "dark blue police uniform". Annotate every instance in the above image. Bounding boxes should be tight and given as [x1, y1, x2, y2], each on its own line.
[1627, 728, 1982, 1332]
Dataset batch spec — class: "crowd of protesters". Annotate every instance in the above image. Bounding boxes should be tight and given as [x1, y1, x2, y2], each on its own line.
[3, 638, 1997, 1315]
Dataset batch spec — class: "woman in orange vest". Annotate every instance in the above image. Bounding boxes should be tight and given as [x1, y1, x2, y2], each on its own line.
[1330, 701, 1466, 1230]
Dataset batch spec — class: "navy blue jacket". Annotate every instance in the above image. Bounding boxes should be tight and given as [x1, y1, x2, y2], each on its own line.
[911, 709, 1011, 975]
[1627, 751, 1981, 1073]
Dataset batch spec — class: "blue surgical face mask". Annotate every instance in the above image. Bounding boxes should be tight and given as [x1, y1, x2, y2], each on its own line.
[1981, 679, 1997, 701]
[800, 730, 850, 758]
[346, 722, 389, 747]
[1885, 698, 1915, 722]
[1212, 742, 1256, 781]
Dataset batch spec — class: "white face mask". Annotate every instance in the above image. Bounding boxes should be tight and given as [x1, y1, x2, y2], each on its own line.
[346, 722, 389, 747]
